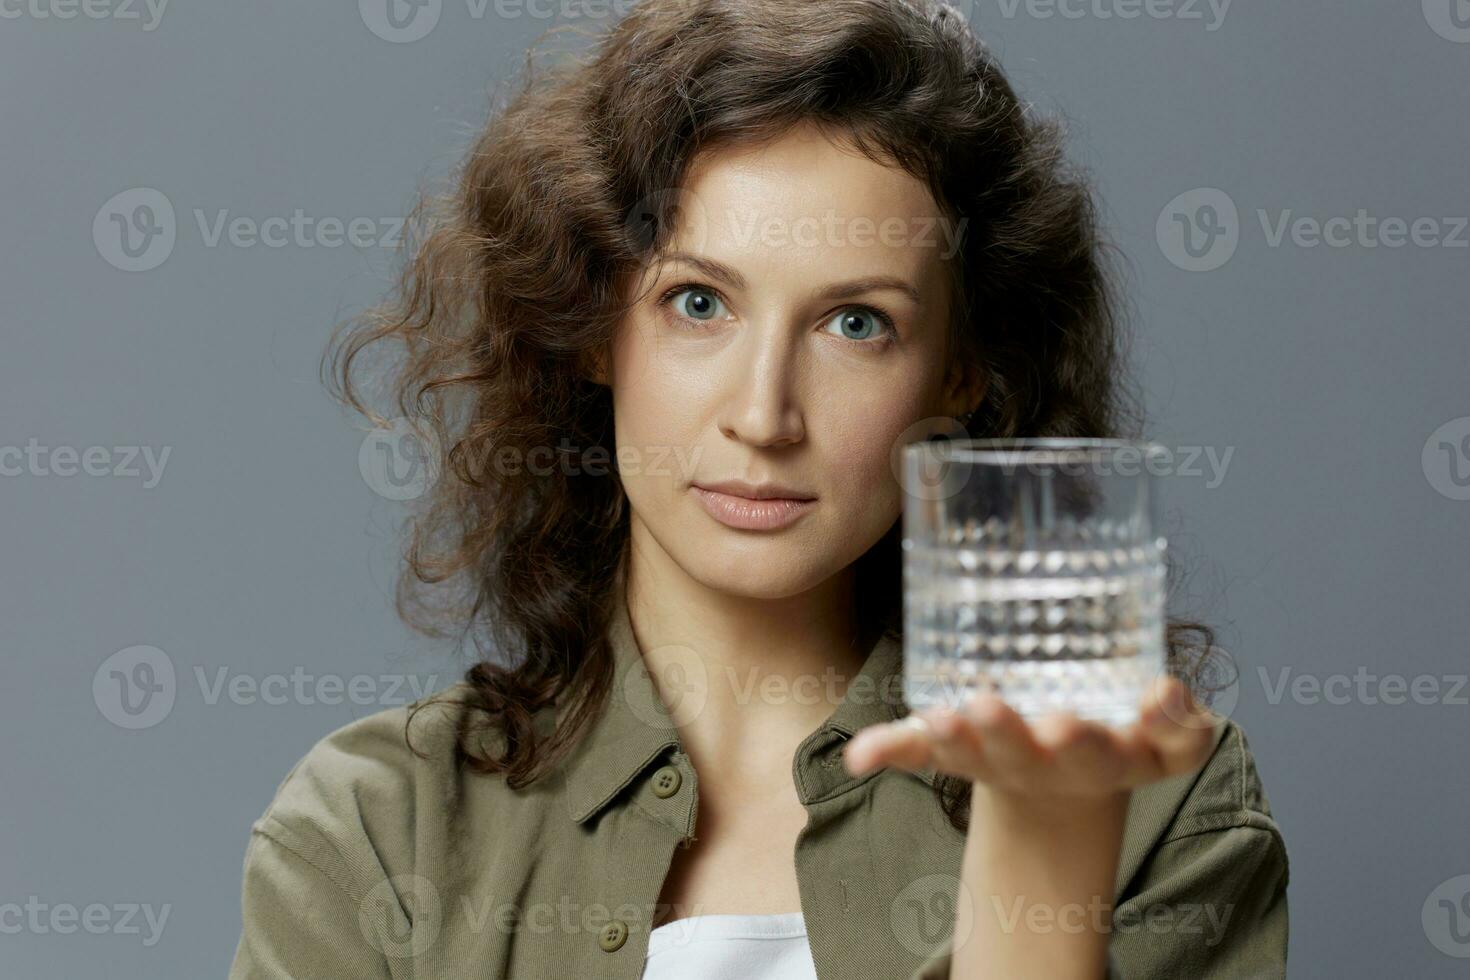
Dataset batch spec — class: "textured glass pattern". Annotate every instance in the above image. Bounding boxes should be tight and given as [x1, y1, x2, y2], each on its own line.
[902, 441, 1168, 726]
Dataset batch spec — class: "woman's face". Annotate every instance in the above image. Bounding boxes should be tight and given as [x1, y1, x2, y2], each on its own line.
[606, 122, 980, 600]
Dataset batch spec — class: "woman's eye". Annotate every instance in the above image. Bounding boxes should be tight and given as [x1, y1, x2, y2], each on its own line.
[662, 286, 893, 345]
[668, 288, 727, 322]
[823, 308, 893, 343]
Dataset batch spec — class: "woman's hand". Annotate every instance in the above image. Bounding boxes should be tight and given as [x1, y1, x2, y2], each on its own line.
[842, 677, 1222, 980]
[842, 675, 1220, 802]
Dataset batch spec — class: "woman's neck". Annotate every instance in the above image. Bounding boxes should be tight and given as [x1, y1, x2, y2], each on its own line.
[620, 538, 872, 756]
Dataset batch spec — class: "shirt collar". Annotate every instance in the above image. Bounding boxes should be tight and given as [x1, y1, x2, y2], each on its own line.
[558, 575, 929, 825]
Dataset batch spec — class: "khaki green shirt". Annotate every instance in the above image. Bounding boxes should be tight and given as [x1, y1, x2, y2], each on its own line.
[228, 589, 1289, 979]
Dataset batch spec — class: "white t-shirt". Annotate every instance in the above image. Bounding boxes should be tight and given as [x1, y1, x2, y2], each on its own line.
[642, 912, 819, 980]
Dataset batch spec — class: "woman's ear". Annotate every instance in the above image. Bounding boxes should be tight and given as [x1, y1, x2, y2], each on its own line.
[944, 359, 987, 421]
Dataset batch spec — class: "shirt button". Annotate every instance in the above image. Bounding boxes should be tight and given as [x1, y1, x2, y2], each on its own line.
[651, 765, 682, 798]
[598, 918, 629, 952]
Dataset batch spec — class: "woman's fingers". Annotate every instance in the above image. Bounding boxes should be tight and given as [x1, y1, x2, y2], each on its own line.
[958, 692, 1044, 789]
[1140, 677, 1220, 777]
[1034, 712, 1129, 790]
[844, 679, 1220, 793]
[844, 706, 993, 781]
[924, 706, 996, 782]
[844, 711, 940, 775]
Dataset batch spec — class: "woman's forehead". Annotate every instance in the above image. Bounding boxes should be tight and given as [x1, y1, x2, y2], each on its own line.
[680, 123, 941, 224]
[653, 134, 950, 289]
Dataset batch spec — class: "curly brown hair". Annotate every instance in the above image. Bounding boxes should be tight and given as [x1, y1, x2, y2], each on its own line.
[325, 0, 1221, 834]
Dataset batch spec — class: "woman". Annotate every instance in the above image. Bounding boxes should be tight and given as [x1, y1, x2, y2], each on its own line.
[229, 0, 1288, 977]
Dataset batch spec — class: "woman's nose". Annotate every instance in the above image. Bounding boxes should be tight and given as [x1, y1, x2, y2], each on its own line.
[715, 325, 807, 448]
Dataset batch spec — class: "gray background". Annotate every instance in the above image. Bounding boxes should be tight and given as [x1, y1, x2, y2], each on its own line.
[3, 1, 1467, 976]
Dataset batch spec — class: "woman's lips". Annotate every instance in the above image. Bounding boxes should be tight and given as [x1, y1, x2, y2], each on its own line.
[691, 486, 817, 530]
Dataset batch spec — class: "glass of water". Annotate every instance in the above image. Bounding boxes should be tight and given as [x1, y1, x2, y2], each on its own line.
[901, 438, 1168, 727]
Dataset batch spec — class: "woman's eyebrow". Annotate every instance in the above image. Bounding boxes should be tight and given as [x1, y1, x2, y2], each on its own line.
[661, 250, 922, 304]
[662, 251, 748, 291]
[813, 275, 923, 305]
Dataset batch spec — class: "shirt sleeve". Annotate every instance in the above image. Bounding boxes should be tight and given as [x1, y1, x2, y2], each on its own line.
[1106, 719, 1289, 979]
[228, 828, 395, 980]
[905, 720, 1288, 980]
[227, 703, 438, 979]
[1106, 821, 1288, 978]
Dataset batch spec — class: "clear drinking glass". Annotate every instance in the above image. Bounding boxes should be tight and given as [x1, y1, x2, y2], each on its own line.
[901, 438, 1168, 727]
